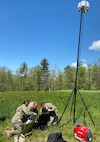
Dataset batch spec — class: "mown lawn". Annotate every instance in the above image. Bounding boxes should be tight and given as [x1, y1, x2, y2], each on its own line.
[0, 90, 100, 142]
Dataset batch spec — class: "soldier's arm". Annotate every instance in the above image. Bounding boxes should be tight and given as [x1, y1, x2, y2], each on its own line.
[22, 105, 35, 116]
[47, 103, 57, 112]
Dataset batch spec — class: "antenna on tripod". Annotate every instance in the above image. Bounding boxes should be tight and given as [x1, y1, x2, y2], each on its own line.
[57, 0, 95, 127]
[73, 0, 90, 124]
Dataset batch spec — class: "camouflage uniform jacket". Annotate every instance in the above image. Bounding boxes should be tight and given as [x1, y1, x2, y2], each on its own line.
[40, 103, 58, 115]
[11, 104, 35, 123]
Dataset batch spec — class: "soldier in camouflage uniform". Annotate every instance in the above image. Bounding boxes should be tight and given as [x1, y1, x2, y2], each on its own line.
[5, 100, 38, 142]
[24, 101, 38, 124]
[40, 102, 58, 125]
[28, 102, 38, 116]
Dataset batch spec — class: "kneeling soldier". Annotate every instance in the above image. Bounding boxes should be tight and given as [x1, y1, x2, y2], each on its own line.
[40, 102, 58, 126]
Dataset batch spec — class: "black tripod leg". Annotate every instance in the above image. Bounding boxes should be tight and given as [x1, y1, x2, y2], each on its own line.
[70, 93, 74, 116]
[57, 89, 74, 124]
[78, 90, 95, 127]
[73, 87, 77, 124]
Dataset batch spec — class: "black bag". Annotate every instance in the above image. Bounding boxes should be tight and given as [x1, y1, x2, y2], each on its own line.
[47, 132, 66, 142]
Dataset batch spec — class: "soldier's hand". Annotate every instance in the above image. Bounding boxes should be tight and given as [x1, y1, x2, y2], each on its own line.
[33, 112, 37, 115]
[48, 109, 52, 112]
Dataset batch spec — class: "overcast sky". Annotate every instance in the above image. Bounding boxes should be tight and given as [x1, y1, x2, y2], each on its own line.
[0, 0, 100, 73]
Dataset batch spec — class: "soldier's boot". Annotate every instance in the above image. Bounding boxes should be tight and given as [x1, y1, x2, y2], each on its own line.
[4, 126, 13, 138]
[19, 134, 26, 142]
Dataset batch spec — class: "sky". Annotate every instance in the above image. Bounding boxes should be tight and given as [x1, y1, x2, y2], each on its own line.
[0, 0, 100, 73]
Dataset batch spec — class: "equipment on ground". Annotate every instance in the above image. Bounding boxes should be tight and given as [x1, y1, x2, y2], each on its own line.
[47, 132, 66, 142]
[22, 119, 34, 136]
[74, 125, 92, 142]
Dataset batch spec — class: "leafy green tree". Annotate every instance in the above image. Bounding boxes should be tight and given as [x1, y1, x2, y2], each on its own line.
[64, 66, 75, 89]
[87, 64, 92, 90]
[29, 66, 42, 91]
[0, 67, 13, 91]
[0, 67, 8, 91]
[18, 62, 28, 77]
[17, 62, 28, 91]
[77, 65, 88, 90]
[40, 58, 50, 91]
[1, 57, 100, 91]
[56, 71, 64, 90]
[6, 70, 13, 91]
[91, 63, 100, 90]
[11, 74, 19, 91]
[48, 69, 57, 91]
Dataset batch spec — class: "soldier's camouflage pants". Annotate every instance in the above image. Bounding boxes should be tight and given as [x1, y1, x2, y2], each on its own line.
[12, 121, 24, 135]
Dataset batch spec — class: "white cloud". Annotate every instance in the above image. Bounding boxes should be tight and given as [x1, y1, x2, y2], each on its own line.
[71, 62, 88, 69]
[89, 40, 100, 51]
[81, 59, 86, 62]
[82, 63, 88, 69]
[71, 62, 77, 68]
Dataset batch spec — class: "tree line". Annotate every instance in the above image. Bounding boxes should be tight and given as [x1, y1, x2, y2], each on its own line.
[0, 58, 100, 91]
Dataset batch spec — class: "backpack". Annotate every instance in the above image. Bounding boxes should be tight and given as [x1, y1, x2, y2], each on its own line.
[47, 132, 66, 142]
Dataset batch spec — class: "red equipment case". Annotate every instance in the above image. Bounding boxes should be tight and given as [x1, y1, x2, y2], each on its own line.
[74, 125, 92, 142]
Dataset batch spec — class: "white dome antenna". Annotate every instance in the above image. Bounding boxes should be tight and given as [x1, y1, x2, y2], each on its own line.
[78, 0, 90, 13]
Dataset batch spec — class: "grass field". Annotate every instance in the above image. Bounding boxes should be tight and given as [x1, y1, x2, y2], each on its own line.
[0, 90, 100, 142]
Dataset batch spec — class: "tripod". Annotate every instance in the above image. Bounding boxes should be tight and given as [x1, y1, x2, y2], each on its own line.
[58, 0, 95, 127]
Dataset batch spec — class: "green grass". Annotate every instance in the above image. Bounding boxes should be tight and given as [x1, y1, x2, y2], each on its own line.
[0, 90, 100, 142]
